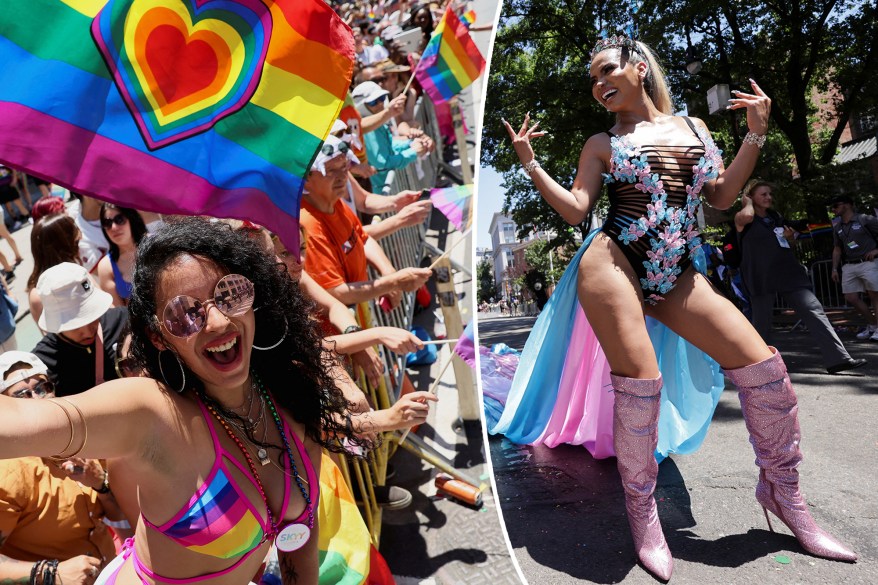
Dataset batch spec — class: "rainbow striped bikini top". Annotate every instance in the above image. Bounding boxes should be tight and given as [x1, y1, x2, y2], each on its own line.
[138, 398, 318, 581]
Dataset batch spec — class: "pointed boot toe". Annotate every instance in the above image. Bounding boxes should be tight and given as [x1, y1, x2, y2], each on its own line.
[638, 542, 674, 581]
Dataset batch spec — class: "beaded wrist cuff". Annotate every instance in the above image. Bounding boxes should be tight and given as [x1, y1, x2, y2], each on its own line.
[522, 159, 541, 174]
[743, 132, 766, 149]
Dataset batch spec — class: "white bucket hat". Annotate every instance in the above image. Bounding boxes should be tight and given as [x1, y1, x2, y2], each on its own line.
[0, 351, 48, 390]
[37, 262, 113, 333]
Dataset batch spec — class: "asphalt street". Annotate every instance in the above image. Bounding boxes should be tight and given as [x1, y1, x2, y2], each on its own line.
[478, 312, 878, 585]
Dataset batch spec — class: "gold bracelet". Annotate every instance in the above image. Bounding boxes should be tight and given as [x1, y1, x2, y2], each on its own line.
[46, 399, 75, 460]
[57, 397, 88, 459]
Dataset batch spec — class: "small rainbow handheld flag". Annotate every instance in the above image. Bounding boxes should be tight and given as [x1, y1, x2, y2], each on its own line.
[460, 10, 477, 27]
[414, 7, 485, 105]
[0, 0, 354, 252]
[430, 184, 473, 232]
[317, 453, 395, 585]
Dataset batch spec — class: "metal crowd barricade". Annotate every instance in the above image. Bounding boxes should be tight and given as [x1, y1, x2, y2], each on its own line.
[810, 259, 846, 309]
[773, 260, 848, 313]
[336, 94, 445, 546]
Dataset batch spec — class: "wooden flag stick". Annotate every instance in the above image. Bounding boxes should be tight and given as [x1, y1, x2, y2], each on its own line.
[428, 227, 472, 269]
[421, 338, 458, 346]
[398, 355, 455, 444]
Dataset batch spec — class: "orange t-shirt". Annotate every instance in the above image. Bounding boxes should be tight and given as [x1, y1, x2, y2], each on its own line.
[0, 457, 115, 562]
[300, 198, 369, 290]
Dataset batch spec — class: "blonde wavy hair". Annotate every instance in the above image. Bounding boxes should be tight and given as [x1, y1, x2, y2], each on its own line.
[593, 41, 673, 115]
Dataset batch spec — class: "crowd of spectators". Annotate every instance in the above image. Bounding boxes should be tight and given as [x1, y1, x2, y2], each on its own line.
[0, 0, 474, 580]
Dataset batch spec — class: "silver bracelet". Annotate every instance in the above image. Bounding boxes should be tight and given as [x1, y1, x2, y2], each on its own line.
[522, 159, 541, 174]
[743, 132, 766, 149]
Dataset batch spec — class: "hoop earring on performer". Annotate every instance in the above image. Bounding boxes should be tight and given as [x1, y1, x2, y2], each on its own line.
[252, 319, 288, 351]
[158, 350, 187, 393]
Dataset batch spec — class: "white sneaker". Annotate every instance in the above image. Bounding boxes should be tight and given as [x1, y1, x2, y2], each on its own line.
[856, 325, 876, 340]
[870, 330, 878, 342]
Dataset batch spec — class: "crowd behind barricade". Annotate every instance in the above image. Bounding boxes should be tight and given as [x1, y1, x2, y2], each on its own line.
[0, 1, 477, 582]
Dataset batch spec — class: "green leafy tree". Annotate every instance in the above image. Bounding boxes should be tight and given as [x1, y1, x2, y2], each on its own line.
[482, 0, 878, 235]
[477, 257, 499, 303]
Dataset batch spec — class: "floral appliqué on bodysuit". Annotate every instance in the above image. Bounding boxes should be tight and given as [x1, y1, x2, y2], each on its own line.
[602, 126, 723, 304]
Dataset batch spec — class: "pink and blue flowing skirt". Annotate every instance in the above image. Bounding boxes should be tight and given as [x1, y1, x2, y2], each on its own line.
[486, 229, 724, 461]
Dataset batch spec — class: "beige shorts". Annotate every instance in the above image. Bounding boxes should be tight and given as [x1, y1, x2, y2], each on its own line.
[841, 260, 878, 294]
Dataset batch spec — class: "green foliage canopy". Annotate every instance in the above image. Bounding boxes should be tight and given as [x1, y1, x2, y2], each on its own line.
[482, 0, 878, 244]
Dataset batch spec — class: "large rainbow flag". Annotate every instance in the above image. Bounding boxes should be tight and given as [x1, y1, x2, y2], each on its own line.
[0, 0, 354, 251]
[414, 7, 485, 105]
[318, 453, 394, 585]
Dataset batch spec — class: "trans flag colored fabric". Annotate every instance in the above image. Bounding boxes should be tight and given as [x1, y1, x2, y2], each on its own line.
[0, 0, 354, 252]
[414, 7, 485, 105]
[488, 229, 726, 462]
[317, 453, 394, 585]
[429, 184, 473, 232]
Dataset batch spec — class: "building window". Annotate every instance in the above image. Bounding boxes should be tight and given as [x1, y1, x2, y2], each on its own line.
[855, 112, 877, 136]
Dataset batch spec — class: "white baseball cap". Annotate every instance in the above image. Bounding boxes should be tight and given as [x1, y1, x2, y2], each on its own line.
[0, 351, 48, 390]
[352, 81, 389, 106]
[36, 262, 113, 333]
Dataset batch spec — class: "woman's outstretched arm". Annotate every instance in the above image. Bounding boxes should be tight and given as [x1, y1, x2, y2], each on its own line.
[0, 377, 159, 462]
[503, 114, 606, 225]
[699, 79, 772, 210]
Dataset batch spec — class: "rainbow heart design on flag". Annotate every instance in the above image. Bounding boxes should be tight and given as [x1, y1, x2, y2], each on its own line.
[93, 0, 272, 149]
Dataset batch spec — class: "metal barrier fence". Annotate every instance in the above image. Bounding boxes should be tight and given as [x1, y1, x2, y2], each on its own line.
[773, 260, 848, 312]
[337, 95, 448, 546]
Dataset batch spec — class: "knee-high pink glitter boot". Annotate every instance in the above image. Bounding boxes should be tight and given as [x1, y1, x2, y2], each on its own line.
[725, 348, 857, 562]
[611, 373, 673, 581]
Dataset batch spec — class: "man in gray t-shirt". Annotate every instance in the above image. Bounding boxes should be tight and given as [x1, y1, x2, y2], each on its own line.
[830, 195, 878, 341]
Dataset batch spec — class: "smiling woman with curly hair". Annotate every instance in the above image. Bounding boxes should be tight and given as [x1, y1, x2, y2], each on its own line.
[0, 218, 356, 585]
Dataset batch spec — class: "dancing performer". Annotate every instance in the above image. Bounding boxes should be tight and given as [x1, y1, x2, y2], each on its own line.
[498, 36, 856, 579]
[0, 219, 355, 584]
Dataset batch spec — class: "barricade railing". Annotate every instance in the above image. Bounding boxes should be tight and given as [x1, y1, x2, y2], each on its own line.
[338, 94, 446, 545]
[773, 259, 848, 313]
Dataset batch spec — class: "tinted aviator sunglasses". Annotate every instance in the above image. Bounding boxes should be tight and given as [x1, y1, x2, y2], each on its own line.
[101, 214, 128, 229]
[365, 96, 385, 107]
[160, 274, 255, 338]
[10, 379, 55, 398]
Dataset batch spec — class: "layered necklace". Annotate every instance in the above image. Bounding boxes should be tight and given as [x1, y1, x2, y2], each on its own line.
[222, 380, 270, 465]
[203, 373, 314, 552]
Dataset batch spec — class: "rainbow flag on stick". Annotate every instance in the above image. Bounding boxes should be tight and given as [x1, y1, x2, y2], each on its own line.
[317, 454, 395, 585]
[430, 184, 473, 232]
[414, 8, 485, 105]
[0, 0, 354, 252]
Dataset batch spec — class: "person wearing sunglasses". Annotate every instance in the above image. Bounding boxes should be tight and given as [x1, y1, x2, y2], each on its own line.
[96, 204, 148, 307]
[300, 135, 433, 314]
[0, 351, 128, 585]
[32, 262, 129, 396]
[829, 194, 878, 341]
[352, 80, 430, 193]
[0, 219, 357, 584]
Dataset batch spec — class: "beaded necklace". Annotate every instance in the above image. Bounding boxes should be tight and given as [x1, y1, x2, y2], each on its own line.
[253, 372, 314, 530]
[204, 401, 277, 534]
[203, 376, 314, 552]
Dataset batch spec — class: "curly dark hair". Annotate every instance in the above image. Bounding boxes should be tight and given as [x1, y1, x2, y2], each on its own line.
[127, 218, 353, 453]
[100, 204, 148, 262]
[27, 214, 80, 291]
